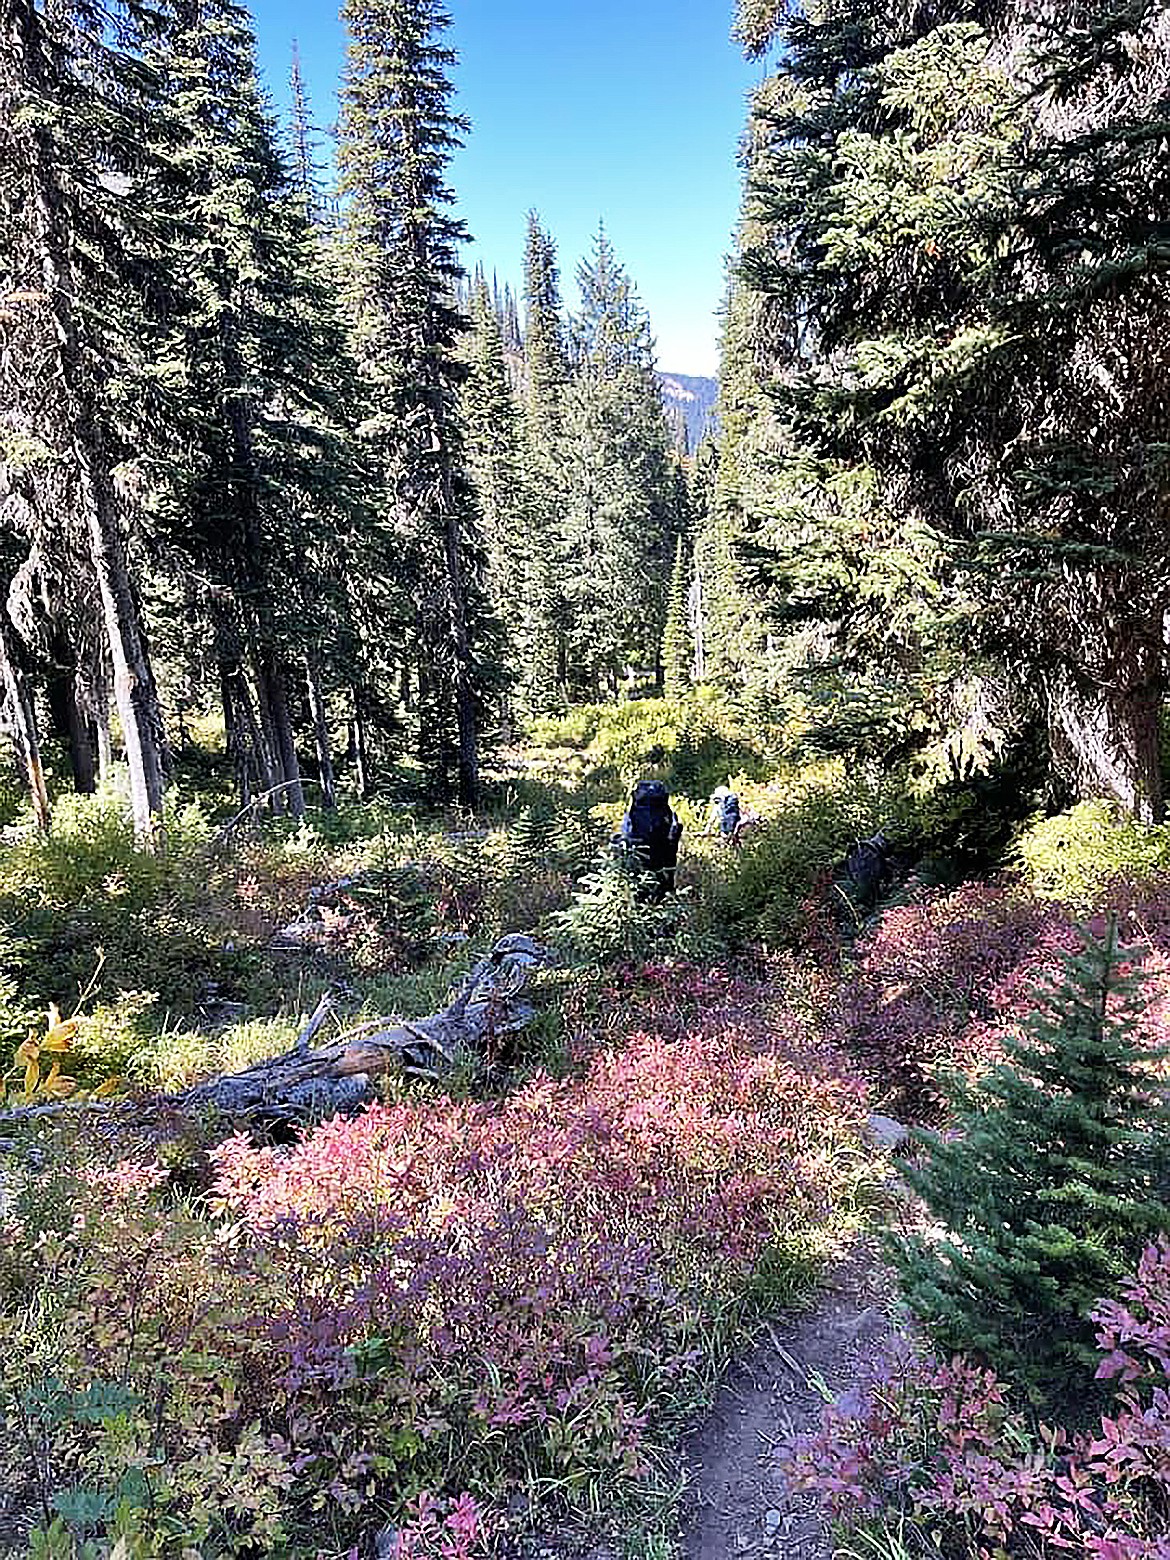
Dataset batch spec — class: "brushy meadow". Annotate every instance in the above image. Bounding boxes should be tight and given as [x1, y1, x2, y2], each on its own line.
[4, 696, 1170, 1557]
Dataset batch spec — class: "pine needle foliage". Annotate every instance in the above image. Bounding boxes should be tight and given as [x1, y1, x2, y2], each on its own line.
[892, 917, 1170, 1415]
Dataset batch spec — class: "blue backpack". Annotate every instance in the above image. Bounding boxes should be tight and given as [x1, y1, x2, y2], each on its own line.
[718, 792, 741, 836]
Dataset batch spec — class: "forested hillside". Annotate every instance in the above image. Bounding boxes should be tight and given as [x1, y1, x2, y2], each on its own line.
[2, 0, 1170, 1557]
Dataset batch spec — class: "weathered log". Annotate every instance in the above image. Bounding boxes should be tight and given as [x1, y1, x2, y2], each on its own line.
[0, 935, 553, 1134]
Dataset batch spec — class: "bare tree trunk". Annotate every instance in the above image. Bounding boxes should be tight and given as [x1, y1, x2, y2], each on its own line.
[257, 651, 305, 818]
[80, 468, 167, 843]
[350, 685, 370, 800]
[305, 658, 335, 811]
[0, 612, 50, 832]
[94, 706, 112, 783]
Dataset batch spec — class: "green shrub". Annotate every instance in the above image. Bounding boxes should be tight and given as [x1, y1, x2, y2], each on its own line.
[529, 690, 773, 800]
[687, 763, 884, 948]
[548, 854, 685, 966]
[1016, 799, 1170, 906]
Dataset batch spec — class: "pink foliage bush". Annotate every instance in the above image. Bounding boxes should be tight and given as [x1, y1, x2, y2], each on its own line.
[205, 995, 867, 1517]
[835, 878, 1170, 1117]
[784, 1240, 1170, 1558]
[15, 964, 868, 1548]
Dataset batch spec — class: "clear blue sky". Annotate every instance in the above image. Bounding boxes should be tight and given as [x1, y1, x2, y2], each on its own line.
[249, 1, 766, 377]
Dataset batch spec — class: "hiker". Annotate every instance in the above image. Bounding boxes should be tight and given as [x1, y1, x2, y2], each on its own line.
[704, 784, 750, 846]
[839, 831, 895, 913]
[615, 780, 683, 902]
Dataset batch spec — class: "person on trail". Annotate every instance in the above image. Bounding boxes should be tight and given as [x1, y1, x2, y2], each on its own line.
[834, 831, 896, 921]
[615, 780, 683, 902]
[704, 784, 750, 846]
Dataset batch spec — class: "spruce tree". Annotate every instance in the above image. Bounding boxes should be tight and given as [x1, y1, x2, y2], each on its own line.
[1, 0, 169, 843]
[732, 0, 1170, 820]
[144, 0, 365, 818]
[339, 0, 492, 805]
[520, 211, 571, 709]
[893, 918, 1170, 1413]
[463, 274, 546, 722]
[662, 533, 694, 696]
[559, 226, 678, 698]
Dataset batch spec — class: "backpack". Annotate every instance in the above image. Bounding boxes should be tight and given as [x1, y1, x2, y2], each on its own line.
[622, 782, 680, 870]
[717, 792, 741, 836]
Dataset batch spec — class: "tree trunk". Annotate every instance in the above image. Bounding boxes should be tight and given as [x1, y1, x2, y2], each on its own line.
[305, 658, 335, 811]
[350, 685, 370, 801]
[441, 496, 479, 809]
[47, 638, 96, 794]
[229, 664, 277, 808]
[220, 664, 251, 811]
[0, 613, 50, 832]
[1048, 663, 1164, 823]
[81, 471, 167, 843]
[257, 651, 305, 818]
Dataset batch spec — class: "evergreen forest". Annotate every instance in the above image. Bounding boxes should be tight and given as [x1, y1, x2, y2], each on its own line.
[1, 1, 1170, 1557]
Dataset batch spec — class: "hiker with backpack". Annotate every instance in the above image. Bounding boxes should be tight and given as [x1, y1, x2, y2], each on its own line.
[615, 780, 684, 902]
[704, 784, 751, 846]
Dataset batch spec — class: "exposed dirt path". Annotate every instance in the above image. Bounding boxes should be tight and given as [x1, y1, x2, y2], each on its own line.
[678, 1240, 900, 1560]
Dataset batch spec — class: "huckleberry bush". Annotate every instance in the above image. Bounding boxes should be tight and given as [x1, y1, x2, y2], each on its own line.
[784, 1239, 1170, 1558]
[893, 919, 1170, 1413]
[833, 877, 1170, 1118]
[5, 966, 868, 1553]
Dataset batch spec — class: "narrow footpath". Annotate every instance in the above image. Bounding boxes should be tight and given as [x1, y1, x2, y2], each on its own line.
[679, 1242, 899, 1560]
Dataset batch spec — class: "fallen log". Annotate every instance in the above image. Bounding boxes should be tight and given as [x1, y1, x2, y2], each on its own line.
[0, 934, 553, 1134]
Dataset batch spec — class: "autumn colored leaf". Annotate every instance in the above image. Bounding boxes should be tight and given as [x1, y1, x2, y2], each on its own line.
[44, 1002, 78, 1051]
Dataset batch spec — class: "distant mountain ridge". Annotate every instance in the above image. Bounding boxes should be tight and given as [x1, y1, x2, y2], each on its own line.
[658, 372, 718, 453]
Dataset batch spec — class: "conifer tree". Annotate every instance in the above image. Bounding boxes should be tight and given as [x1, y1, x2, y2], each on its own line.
[519, 212, 571, 707]
[144, 0, 366, 818]
[463, 274, 549, 720]
[559, 226, 678, 697]
[1, 0, 169, 842]
[339, 0, 491, 805]
[732, 0, 1170, 819]
[893, 919, 1170, 1412]
[662, 534, 693, 695]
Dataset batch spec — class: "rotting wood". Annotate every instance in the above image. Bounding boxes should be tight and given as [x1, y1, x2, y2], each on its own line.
[0, 935, 552, 1135]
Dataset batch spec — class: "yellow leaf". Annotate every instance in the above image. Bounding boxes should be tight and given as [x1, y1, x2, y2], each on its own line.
[15, 1036, 39, 1065]
[23, 1057, 40, 1096]
[44, 1003, 78, 1051]
[43, 1075, 77, 1100]
[92, 1077, 121, 1099]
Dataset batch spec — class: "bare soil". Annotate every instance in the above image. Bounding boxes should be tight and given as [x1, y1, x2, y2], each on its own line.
[678, 1240, 900, 1560]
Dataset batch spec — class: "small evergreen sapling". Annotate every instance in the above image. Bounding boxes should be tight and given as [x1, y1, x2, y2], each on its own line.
[892, 917, 1170, 1413]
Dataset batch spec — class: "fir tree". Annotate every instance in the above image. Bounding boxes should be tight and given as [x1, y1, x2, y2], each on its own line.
[145, 0, 364, 817]
[519, 211, 571, 708]
[339, 0, 492, 805]
[733, 0, 1170, 819]
[662, 533, 693, 695]
[893, 918, 1170, 1413]
[559, 226, 678, 697]
[463, 274, 549, 720]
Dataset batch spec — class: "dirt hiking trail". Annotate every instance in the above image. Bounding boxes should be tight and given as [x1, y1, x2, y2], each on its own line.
[679, 1240, 900, 1560]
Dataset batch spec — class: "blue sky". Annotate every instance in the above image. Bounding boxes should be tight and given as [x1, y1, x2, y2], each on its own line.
[249, 1, 766, 377]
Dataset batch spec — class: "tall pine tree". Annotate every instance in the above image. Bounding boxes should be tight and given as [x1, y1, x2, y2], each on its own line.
[339, 0, 491, 805]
